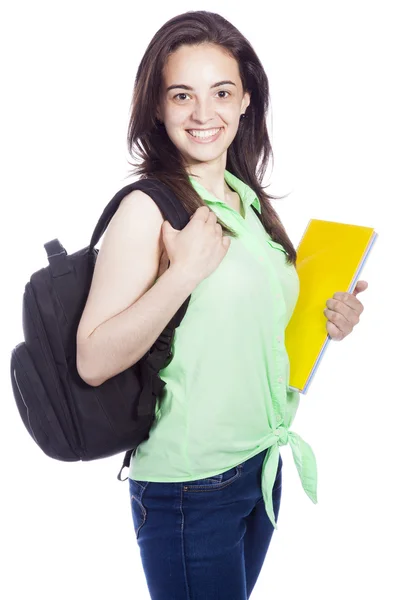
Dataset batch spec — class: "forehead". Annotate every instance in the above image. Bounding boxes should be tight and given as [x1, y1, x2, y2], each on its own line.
[163, 44, 241, 86]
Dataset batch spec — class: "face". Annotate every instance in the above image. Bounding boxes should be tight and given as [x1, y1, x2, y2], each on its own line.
[158, 43, 250, 169]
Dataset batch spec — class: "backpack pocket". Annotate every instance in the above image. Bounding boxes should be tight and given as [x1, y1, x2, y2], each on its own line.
[23, 283, 83, 451]
[11, 342, 77, 460]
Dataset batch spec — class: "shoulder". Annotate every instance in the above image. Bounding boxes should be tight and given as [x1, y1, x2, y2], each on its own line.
[117, 188, 165, 224]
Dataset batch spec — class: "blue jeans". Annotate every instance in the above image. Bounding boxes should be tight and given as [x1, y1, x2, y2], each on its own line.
[128, 447, 282, 599]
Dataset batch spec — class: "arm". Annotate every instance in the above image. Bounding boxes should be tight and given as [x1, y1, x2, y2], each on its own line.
[76, 190, 195, 387]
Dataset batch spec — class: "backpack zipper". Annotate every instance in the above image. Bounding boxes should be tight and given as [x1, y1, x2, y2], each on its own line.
[13, 368, 40, 446]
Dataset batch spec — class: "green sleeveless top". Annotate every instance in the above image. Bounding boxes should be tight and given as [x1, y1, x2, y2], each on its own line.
[129, 169, 318, 529]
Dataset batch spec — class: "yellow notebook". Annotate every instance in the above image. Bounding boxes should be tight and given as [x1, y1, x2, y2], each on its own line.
[286, 219, 378, 394]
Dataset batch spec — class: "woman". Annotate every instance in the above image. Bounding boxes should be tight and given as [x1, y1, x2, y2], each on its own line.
[76, 10, 366, 600]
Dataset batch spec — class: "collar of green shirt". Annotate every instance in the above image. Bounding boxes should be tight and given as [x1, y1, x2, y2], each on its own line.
[188, 169, 262, 216]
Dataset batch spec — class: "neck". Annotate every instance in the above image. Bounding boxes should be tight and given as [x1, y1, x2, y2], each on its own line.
[186, 158, 232, 203]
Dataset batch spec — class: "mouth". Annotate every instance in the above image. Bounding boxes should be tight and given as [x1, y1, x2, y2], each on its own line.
[186, 127, 223, 144]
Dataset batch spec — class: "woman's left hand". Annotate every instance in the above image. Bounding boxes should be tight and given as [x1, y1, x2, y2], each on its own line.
[323, 280, 368, 341]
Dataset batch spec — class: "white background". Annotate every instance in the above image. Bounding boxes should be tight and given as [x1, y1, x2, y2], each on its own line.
[1, 1, 399, 599]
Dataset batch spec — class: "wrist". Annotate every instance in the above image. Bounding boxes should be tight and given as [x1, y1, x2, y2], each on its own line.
[167, 263, 199, 294]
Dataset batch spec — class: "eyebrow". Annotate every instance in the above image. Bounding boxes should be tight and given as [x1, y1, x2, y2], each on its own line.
[166, 80, 236, 92]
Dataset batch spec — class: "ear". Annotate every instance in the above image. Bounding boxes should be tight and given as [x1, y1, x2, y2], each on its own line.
[241, 90, 251, 114]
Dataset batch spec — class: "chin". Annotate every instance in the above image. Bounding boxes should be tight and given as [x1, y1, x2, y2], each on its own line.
[180, 138, 231, 161]
[184, 149, 228, 165]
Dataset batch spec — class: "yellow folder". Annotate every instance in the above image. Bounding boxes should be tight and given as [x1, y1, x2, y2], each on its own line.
[286, 219, 378, 394]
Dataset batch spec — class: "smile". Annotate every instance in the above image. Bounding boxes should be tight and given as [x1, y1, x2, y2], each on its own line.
[186, 128, 223, 143]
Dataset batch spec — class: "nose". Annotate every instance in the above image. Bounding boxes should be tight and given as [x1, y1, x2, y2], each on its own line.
[191, 98, 215, 123]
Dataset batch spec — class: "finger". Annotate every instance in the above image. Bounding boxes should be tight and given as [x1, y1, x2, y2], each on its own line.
[324, 308, 354, 333]
[326, 320, 345, 341]
[191, 206, 211, 221]
[326, 298, 356, 322]
[332, 292, 360, 311]
[352, 280, 368, 295]
[204, 208, 217, 222]
[221, 235, 231, 250]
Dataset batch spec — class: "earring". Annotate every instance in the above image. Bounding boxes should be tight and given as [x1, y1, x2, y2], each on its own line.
[240, 113, 246, 120]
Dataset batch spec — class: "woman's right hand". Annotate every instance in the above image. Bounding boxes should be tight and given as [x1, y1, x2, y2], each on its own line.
[161, 206, 231, 286]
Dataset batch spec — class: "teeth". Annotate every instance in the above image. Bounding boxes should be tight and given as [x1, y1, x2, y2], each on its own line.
[188, 128, 221, 138]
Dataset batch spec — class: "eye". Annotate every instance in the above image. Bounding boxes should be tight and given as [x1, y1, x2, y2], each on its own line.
[217, 90, 230, 98]
[174, 93, 190, 101]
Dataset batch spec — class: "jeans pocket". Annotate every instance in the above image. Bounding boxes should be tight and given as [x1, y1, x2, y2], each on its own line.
[183, 463, 243, 493]
[129, 478, 149, 539]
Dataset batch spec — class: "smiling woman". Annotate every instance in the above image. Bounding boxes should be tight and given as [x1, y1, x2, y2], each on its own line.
[127, 12, 297, 264]
[77, 8, 311, 600]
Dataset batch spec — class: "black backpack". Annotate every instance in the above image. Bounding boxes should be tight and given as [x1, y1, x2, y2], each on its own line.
[10, 178, 191, 481]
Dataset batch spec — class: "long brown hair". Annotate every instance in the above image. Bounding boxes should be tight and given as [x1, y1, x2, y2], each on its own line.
[126, 10, 297, 266]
